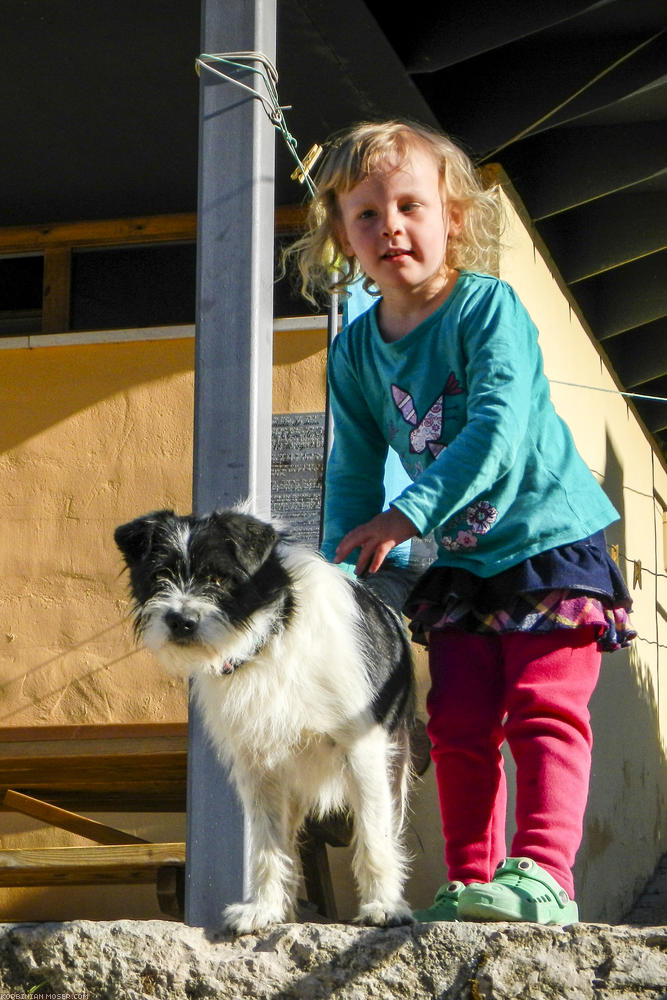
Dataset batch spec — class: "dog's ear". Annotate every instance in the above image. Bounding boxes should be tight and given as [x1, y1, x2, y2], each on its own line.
[208, 510, 279, 576]
[114, 510, 176, 567]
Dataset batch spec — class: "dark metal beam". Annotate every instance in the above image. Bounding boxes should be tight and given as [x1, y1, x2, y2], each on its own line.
[633, 375, 667, 433]
[537, 188, 667, 284]
[529, 34, 667, 134]
[603, 317, 667, 388]
[574, 249, 667, 340]
[498, 123, 667, 219]
[367, 0, 608, 73]
[187, 0, 276, 927]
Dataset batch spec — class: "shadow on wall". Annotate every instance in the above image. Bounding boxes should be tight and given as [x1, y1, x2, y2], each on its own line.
[575, 432, 666, 922]
[0, 622, 148, 726]
[0, 338, 194, 451]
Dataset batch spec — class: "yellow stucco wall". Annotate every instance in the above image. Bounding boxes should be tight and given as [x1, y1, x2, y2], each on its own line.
[1, 338, 193, 728]
[0, 327, 327, 731]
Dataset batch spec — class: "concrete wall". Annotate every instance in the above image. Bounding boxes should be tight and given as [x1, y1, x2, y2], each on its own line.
[0, 191, 664, 923]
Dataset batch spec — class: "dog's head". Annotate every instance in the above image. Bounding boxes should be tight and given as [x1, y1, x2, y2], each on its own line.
[114, 509, 292, 677]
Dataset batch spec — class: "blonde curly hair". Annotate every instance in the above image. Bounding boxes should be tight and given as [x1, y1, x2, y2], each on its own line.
[288, 120, 502, 305]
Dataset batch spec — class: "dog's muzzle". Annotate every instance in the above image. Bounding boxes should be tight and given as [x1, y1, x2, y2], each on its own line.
[164, 608, 200, 642]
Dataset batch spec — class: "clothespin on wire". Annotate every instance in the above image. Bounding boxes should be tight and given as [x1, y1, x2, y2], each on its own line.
[291, 144, 323, 186]
[633, 560, 642, 590]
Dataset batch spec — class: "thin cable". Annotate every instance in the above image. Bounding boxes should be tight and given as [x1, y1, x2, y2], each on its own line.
[550, 380, 667, 405]
[479, 27, 667, 163]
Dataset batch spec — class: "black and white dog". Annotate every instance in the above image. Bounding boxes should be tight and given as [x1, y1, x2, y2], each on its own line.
[114, 507, 415, 933]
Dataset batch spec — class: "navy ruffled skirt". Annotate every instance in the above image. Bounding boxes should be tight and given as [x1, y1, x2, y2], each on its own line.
[405, 531, 636, 652]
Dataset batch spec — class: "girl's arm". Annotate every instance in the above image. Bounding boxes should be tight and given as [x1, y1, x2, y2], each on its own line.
[320, 334, 391, 573]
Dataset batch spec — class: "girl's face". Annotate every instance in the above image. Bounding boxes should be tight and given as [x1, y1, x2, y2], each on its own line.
[336, 145, 462, 305]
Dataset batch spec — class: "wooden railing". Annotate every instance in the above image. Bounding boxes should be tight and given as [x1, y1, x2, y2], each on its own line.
[0, 207, 307, 335]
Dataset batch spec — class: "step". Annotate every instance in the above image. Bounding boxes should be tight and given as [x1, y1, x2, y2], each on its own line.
[0, 919, 665, 998]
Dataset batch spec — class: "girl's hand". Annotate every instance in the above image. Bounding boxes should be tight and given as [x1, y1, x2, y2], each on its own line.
[334, 508, 418, 576]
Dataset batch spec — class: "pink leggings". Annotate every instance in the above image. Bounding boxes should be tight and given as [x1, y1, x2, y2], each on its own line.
[426, 626, 601, 898]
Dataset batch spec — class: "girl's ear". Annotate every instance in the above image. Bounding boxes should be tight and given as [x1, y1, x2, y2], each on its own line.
[447, 201, 464, 239]
[335, 222, 354, 257]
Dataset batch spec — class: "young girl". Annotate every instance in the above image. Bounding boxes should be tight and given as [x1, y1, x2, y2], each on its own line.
[292, 120, 635, 924]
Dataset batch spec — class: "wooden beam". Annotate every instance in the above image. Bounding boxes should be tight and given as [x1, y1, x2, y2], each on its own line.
[575, 249, 667, 340]
[0, 721, 187, 745]
[602, 317, 667, 388]
[500, 125, 667, 221]
[41, 247, 71, 333]
[275, 204, 308, 235]
[0, 214, 197, 255]
[537, 191, 667, 285]
[0, 843, 185, 886]
[0, 207, 305, 256]
[2, 789, 148, 846]
[0, 752, 187, 792]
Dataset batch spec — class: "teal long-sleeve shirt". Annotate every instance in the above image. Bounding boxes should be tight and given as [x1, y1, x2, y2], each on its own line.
[321, 271, 619, 578]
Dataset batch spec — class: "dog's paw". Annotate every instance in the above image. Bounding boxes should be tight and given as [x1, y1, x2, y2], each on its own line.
[355, 899, 415, 927]
[222, 900, 286, 935]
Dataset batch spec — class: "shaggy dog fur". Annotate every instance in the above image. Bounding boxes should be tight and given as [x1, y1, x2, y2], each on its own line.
[114, 507, 415, 932]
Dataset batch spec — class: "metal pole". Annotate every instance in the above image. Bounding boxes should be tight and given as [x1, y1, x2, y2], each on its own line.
[186, 0, 276, 927]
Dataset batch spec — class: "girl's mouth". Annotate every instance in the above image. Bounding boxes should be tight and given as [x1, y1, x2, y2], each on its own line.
[382, 248, 412, 260]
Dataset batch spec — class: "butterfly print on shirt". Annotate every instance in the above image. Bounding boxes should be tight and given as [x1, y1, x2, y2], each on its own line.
[391, 373, 463, 457]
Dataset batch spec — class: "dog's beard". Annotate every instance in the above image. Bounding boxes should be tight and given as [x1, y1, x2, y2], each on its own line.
[136, 589, 281, 679]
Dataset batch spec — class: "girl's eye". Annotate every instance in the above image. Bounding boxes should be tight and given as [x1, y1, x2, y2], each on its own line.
[359, 209, 376, 219]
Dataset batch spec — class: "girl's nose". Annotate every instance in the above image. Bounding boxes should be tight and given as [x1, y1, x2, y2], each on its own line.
[381, 208, 403, 237]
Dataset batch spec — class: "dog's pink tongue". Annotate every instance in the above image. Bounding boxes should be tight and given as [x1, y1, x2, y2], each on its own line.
[221, 661, 234, 675]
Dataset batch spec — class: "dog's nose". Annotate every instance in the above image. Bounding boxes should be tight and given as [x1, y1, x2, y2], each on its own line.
[165, 609, 200, 640]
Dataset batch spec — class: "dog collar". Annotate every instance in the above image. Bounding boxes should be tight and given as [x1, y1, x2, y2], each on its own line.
[220, 632, 267, 676]
[219, 593, 294, 676]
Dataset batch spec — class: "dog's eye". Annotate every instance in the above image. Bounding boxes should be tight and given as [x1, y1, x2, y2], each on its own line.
[208, 576, 224, 588]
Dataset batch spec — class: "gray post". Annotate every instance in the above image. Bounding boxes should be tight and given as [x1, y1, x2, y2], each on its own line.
[186, 0, 276, 927]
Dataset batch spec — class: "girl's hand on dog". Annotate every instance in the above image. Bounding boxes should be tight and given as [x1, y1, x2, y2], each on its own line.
[335, 508, 418, 576]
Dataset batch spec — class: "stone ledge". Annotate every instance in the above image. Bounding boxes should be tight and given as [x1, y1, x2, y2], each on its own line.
[0, 919, 665, 1000]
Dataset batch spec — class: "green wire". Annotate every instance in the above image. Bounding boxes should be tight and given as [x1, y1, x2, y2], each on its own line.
[198, 53, 316, 197]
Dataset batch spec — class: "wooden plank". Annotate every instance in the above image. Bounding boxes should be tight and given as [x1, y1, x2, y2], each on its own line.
[1, 788, 187, 813]
[299, 836, 338, 921]
[41, 247, 71, 333]
[2, 789, 148, 846]
[0, 722, 188, 743]
[0, 751, 186, 790]
[0, 844, 185, 886]
[0, 748, 187, 812]
[0, 214, 197, 254]
[0, 726, 188, 764]
[0, 207, 305, 255]
[275, 204, 307, 235]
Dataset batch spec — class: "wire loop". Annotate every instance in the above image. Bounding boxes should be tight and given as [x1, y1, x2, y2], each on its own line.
[196, 50, 317, 196]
